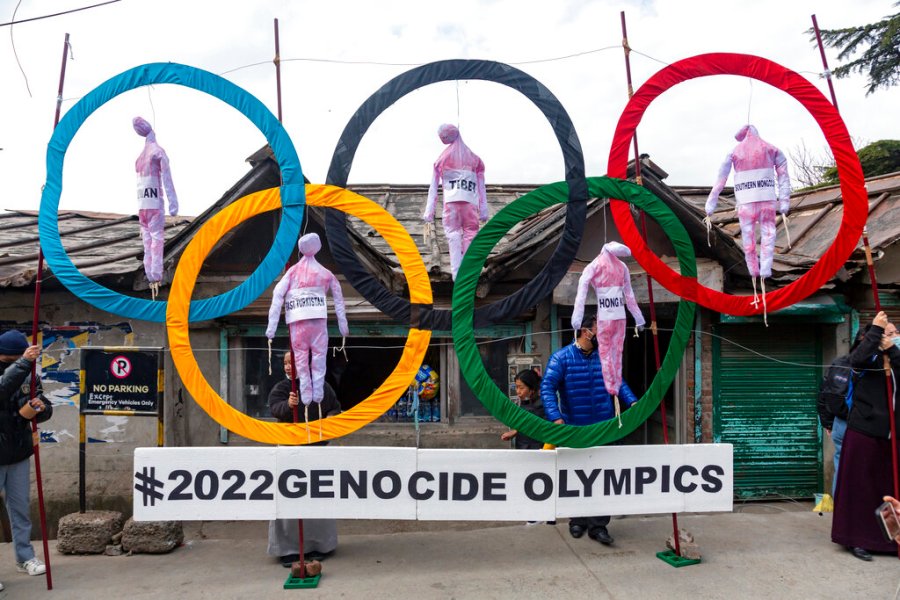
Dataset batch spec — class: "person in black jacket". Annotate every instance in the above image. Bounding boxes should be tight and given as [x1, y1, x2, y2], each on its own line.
[267, 352, 341, 567]
[0, 330, 52, 584]
[831, 311, 900, 561]
[500, 369, 546, 450]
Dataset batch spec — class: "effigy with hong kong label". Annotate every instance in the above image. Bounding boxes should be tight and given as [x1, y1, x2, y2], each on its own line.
[36, 54, 868, 523]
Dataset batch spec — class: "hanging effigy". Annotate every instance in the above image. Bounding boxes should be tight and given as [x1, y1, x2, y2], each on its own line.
[266, 233, 350, 436]
[704, 124, 791, 323]
[422, 124, 488, 281]
[133, 116, 178, 299]
[571, 241, 646, 426]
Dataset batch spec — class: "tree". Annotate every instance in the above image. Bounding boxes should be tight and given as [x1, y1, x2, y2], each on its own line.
[821, 140, 900, 183]
[789, 139, 835, 188]
[813, 5, 900, 95]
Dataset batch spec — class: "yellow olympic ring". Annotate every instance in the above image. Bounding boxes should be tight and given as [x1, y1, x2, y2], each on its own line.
[166, 185, 432, 444]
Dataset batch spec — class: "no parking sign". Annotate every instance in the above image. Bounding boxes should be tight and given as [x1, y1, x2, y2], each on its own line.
[81, 347, 162, 415]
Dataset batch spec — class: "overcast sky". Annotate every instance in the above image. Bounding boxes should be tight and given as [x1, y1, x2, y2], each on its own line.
[1, 0, 898, 216]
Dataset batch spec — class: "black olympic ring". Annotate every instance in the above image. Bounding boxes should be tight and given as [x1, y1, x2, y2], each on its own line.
[325, 59, 588, 331]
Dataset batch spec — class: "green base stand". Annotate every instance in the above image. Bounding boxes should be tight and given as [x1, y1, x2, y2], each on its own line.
[284, 573, 321, 589]
[656, 550, 701, 568]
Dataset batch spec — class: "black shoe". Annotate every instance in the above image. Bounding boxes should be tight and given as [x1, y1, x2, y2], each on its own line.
[849, 547, 872, 561]
[304, 550, 332, 562]
[569, 524, 586, 539]
[589, 527, 614, 545]
[280, 554, 300, 568]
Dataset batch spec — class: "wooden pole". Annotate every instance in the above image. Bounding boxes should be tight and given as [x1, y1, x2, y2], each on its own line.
[27, 31, 71, 592]
[620, 11, 681, 557]
[811, 14, 896, 557]
[811, 15, 839, 112]
[274, 18, 283, 123]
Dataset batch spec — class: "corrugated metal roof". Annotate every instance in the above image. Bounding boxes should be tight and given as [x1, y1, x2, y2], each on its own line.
[342, 183, 601, 286]
[674, 171, 900, 282]
[0, 210, 192, 288]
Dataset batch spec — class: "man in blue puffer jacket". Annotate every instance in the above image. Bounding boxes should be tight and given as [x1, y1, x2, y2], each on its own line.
[541, 315, 638, 545]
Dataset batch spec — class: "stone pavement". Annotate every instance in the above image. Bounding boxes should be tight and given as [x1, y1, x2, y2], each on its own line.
[1, 502, 898, 599]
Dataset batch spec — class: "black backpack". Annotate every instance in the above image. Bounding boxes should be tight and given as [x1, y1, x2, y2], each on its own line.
[816, 355, 856, 430]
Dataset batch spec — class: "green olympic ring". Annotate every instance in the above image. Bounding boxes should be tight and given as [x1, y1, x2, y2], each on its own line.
[452, 176, 697, 448]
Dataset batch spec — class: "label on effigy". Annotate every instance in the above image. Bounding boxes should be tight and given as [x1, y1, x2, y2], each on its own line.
[442, 169, 478, 205]
[733, 167, 776, 204]
[596, 286, 626, 320]
[137, 175, 163, 209]
[285, 288, 327, 323]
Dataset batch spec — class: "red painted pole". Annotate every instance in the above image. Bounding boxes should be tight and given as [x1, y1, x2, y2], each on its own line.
[811, 15, 839, 112]
[288, 349, 306, 578]
[27, 31, 70, 592]
[811, 14, 896, 556]
[620, 11, 681, 557]
[274, 18, 283, 124]
[278, 16, 304, 571]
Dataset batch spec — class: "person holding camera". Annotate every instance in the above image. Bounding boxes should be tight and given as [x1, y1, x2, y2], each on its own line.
[831, 312, 900, 561]
[0, 330, 53, 588]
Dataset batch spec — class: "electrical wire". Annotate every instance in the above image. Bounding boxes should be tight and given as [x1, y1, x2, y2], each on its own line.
[38, 325, 889, 373]
[218, 45, 624, 76]
[9, 0, 32, 97]
[0, 0, 121, 28]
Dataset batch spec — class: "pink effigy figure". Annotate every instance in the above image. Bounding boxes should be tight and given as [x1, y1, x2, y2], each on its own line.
[133, 116, 178, 300]
[705, 124, 791, 321]
[266, 233, 349, 424]
[571, 242, 645, 422]
[422, 124, 488, 281]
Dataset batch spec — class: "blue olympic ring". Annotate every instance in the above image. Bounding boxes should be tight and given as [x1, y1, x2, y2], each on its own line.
[38, 62, 305, 322]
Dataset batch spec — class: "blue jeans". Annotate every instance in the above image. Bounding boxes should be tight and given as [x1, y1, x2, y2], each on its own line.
[831, 416, 847, 495]
[0, 458, 36, 563]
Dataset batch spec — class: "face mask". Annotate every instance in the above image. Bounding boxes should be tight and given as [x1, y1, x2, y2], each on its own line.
[893, 337, 900, 350]
[590, 335, 599, 351]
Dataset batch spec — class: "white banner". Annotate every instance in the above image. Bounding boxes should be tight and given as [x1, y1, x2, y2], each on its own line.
[133, 444, 732, 521]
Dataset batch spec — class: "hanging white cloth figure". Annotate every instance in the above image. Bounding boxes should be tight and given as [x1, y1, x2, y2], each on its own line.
[133, 116, 178, 300]
[266, 233, 349, 437]
[422, 124, 488, 280]
[571, 242, 645, 426]
[705, 124, 791, 323]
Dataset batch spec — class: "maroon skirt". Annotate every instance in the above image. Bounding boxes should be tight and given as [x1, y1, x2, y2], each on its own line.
[832, 427, 899, 553]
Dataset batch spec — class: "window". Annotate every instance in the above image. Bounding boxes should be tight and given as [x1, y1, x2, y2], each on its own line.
[459, 338, 512, 417]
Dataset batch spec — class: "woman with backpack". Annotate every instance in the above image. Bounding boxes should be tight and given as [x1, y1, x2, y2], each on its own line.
[831, 311, 900, 561]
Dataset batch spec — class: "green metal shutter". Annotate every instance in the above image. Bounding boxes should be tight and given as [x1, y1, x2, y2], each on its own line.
[713, 323, 822, 499]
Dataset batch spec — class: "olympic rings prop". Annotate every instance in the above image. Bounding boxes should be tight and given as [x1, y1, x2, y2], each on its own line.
[325, 59, 588, 332]
[38, 62, 306, 323]
[453, 176, 697, 448]
[167, 185, 431, 445]
[607, 53, 867, 316]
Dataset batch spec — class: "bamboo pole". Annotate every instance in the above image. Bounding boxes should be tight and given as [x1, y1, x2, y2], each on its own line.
[27, 32, 71, 592]
[620, 11, 681, 557]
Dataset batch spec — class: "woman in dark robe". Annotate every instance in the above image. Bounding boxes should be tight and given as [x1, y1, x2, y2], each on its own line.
[832, 311, 900, 560]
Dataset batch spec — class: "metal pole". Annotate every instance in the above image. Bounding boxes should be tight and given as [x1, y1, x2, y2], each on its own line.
[620, 11, 681, 557]
[79, 414, 86, 513]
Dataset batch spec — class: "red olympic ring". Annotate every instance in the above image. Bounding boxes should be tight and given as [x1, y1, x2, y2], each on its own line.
[607, 53, 867, 316]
